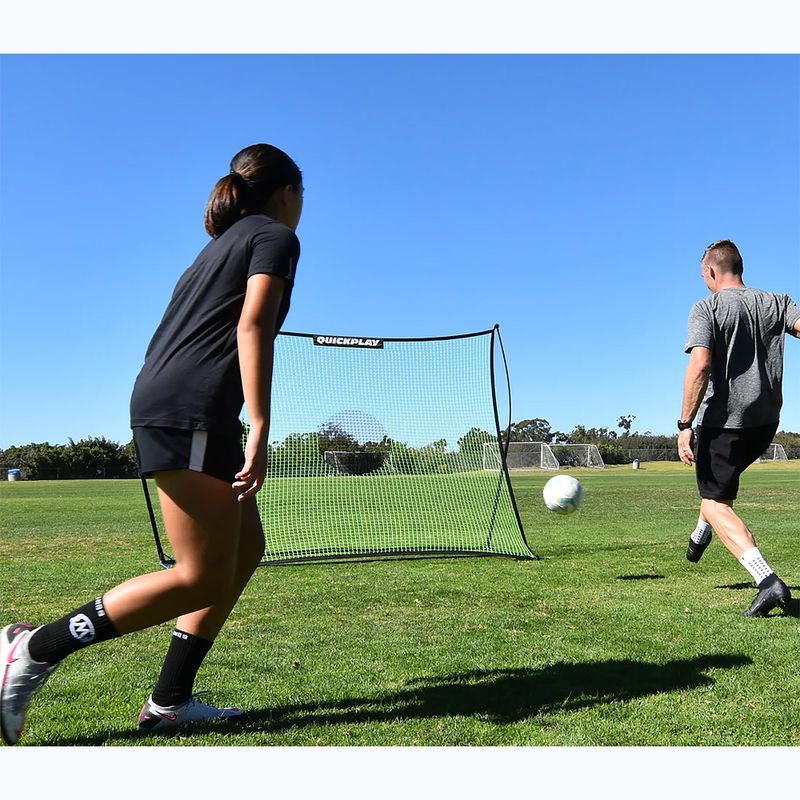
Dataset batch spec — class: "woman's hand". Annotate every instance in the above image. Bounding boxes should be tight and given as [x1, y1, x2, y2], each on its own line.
[233, 426, 268, 501]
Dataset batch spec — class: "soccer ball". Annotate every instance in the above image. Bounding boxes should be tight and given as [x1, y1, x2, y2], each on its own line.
[542, 475, 584, 514]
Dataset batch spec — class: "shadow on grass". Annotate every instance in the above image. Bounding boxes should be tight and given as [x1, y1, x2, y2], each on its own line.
[714, 584, 799, 618]
[48, 653, 751, 746]
[716, 583, 800, 592]
[715, 582, 757, 590]
[616, 574, 665, 581]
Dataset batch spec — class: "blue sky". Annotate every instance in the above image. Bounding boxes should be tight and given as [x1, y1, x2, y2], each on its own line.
[1, 54, 798, 449]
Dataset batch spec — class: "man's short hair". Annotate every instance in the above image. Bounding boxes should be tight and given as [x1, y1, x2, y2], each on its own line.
[702, 240, 744, 275]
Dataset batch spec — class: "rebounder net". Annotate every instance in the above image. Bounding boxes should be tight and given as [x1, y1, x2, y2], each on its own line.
[145, 326, 533, 566]
[249, 327, 532, 564]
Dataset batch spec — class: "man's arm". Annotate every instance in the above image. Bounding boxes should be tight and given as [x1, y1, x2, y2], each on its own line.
[681, 346, 712, 422]
[790, 318, 800, 339]
[678, 346, 712, 465]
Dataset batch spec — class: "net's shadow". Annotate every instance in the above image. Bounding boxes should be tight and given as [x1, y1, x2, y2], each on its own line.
[50, 653, 751, 746]
[616, 574, 665, 581]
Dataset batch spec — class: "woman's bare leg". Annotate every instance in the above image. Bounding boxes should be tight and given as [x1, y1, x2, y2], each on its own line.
[175, 497, 265, 641]
[102, 470, 242, 634]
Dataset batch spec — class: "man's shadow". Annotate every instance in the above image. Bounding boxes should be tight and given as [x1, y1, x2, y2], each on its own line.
[52, 653, 751, 745]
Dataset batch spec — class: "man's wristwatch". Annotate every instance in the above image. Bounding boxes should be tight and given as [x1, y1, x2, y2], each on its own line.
[677, 420, 693, 431]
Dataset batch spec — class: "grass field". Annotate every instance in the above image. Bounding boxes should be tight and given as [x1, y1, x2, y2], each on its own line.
[0, 461, 798, 747]
[254, 468, 528, 562]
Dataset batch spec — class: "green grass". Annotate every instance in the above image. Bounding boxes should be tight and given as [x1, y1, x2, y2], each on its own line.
[256, 470, 527, 562]
[0, 461, 798, 746]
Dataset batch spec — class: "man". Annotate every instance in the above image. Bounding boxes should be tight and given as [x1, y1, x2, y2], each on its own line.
[679, 239, 800, 617]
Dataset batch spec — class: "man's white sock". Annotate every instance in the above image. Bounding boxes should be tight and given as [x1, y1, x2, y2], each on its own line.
[739, 547, 775, 585]
[690, 517, 712, 545]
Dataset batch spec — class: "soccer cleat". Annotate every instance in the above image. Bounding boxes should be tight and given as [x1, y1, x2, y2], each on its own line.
[686, 532, 712, 563]
[137, 692, 244, 731]
[0, 623, 59, 745]
[742, 578, 791, 618]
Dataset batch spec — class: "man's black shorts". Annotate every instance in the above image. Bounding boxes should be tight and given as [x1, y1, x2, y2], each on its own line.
[132, 425, 245, 484]
[695, 422, 779, 501]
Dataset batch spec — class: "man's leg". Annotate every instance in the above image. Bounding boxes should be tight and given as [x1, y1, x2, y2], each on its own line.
[686, 511, 713, 562]
[699, 499, 754, 560]
[700, 498, 790, 617]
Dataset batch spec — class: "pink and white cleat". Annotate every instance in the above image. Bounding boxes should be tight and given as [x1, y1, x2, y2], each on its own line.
[137, 692, 244, 732]
[0, 623, 59, 745]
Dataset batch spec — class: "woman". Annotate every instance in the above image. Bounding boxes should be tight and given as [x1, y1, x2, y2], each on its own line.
[0, 143, 303, 744]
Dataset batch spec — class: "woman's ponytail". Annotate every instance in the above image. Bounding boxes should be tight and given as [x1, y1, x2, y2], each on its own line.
[203, 171, 251, 238]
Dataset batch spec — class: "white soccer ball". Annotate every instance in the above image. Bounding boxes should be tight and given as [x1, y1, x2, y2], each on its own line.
[542, 474, 584, 514]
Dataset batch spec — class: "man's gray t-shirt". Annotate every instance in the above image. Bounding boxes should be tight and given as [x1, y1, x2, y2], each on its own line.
[685, 287, 800, 428]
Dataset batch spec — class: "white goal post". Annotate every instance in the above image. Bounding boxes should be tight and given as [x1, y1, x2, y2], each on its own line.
[484, 441, 559, 471]
[549, 443, 605, 469]
[757, 443, 788, 462]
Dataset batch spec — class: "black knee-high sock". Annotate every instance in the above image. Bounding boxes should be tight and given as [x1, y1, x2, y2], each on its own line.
[27, 596, 120, 665]
[151, 630, 214, 707]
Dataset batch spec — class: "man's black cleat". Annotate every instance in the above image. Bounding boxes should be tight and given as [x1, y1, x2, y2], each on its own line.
[686, 531, 712, 563]
[742, 576, 791, 618]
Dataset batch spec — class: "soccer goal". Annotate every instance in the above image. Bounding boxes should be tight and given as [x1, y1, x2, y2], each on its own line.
[549, 443, 605, 468]
[323, 449, 398, 475]
[484, 441, 559, 471]
[758, 443, 788, 462]
[144, 326, 535, 566]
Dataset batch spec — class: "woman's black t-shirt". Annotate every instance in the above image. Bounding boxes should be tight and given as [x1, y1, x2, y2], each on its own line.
[130, 213, 300, 432]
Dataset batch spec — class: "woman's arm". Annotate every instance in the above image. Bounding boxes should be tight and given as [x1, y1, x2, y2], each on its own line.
[233, 273, 286, 501]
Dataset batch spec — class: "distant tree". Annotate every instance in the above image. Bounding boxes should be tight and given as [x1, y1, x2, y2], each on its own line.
[457, 427, 495, 454]
[122, 439, 138, 471]
[562, 424, 618, 444]
[0, 438, 137, 479]
[390, 440, 422, 474]
[65, 436, 137, 478]
[363, 434, 392, 453]
[617, 414, 636, 436]
[318, 422, 360, 453]
[423, 438, 447, 455]
[774, 430, 800, 448]
[418, 438, 449, 472]
[4, 442, 69, 479]
[505, 418, 554, 443]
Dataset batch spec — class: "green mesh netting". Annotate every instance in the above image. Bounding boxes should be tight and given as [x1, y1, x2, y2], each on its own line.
[247, 328, 532, 564]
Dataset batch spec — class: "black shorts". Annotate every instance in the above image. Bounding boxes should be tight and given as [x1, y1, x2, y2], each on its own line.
[132, 425, 245, 484]
[695, 422, 779, 501]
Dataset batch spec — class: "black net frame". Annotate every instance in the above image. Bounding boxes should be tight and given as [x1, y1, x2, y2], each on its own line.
[144, 325, 534, 567]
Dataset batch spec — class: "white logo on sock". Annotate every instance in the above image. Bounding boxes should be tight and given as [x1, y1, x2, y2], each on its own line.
[69, 614, 96, 644]
[94, 597, 106, 618]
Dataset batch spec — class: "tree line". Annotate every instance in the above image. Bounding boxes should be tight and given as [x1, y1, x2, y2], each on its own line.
[2, 420, 797, 479]
[0, 437, 138, 480]
[502, 416, 800, 463]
